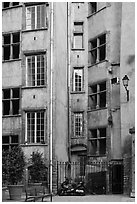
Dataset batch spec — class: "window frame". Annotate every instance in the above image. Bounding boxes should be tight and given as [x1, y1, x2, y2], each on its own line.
[26, 53, 46, 87]
[2, 32, 20, 61]
[73, 22, 84, 50]
[2, 88, 20, 116]
[88, 34, 106, 66]
[73, 112, 84, 138]
[25, 110, 46, 144]
[26, 4, 46, 30]
[88, 127, 107, 156]
[2, 135, 19, 151]
[88, 81, 107, 110]
[73, 67, 84, 92]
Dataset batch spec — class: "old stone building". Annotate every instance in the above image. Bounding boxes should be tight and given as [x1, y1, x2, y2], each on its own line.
[2, 2, 135, 196]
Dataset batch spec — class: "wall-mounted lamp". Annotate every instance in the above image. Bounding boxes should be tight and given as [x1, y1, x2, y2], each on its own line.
[122, 75, 129, 101]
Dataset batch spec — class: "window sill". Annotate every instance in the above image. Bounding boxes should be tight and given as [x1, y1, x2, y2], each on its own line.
[22, 85, 47, 89]
[2, 114, 21, 118]
[71, 91, 85, 94]
[71, 48, 85, 51]
[88, 59, 108, 68]
[87, 107, 107, 112]
[71, 136, 85, 139]
[2, 5, 22, 11]
[87, 6, 107, 18]
[22, 28, 48, 33]
[21, 143, 48, 147]
[87, 154, 107, 157]
[2, 58, 21, 63]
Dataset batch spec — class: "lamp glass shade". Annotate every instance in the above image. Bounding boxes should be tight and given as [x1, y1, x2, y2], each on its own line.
[122, 75, 129, 87]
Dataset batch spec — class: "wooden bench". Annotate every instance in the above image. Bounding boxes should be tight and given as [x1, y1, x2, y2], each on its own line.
[25, 186, 52, 202]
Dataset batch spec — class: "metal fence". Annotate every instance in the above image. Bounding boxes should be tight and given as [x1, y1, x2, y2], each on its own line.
[56, 161, 108, 194]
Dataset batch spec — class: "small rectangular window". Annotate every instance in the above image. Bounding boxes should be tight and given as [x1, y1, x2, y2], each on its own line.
[73, 112, 83, 137]
[2, 135, 19, 151]
[73, 68, 83, 92]
[3, 2, 10, 8]
[73, 22, 84, 49]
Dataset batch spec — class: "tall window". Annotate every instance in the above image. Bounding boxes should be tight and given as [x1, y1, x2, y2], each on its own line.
[73, 68, 83, 92]
[88, 128, 106, 156]
[26, 54, 46, 87]
[89, 34, 106, 65]
[3, 32, 20, 61]
[26, 4, 46, 30]
[73, 113, 83, 137]
[26, 111, 46, 144]
[88, 81, 106, 110]
[73, 22, 84, 49]
[2, 135, 18, 151]
[2, 88, 20, 116]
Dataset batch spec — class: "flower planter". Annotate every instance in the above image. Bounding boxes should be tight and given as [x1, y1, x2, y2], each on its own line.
[8, 185, 23, 200]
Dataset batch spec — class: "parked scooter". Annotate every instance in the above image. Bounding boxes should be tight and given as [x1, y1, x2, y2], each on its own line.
[58, 178, 85, 196]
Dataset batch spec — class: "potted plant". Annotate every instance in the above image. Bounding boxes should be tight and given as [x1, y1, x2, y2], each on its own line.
[28, 151, 48, 191]
[7, 146, 26, 200]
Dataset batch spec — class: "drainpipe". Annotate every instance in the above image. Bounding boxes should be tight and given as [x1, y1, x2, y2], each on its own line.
[67, 2, 71, 163]
[50, 2, 54, 196]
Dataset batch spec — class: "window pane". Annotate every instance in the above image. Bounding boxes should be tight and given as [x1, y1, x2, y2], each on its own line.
[74, 35, 83, 49]
[13, 33, 20, 43]
[3, 89, 10, 99]
[4, 46, 10, 60]
[90, 140, 97, 155]
[74, 22, 83, 32]
[11, 135, 18, 144]
[2, 136, 9, 144]
[74, 69, 82, 91]
[12, 88, 19, 98]
[13, 44, 20, 59]
[12, 2, 19, 6]
[4, 35, 10, 44]
[31, 7, 35, 29]
[12, 99, 19, 115]
[99, 92, 106, 108]
[3, 101, 10, 115]
[3, 2, 10, 8]
[74, 113, 83, 137]
[99, 139, 106, 155]
[41, 5, 45, 28]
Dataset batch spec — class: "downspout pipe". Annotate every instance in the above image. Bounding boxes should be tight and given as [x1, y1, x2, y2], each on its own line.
[50, 1, 53, 196]
[67, 2, 71, 163]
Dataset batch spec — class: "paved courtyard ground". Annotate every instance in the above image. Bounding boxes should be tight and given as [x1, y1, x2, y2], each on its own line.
[3, 190, 135, 202]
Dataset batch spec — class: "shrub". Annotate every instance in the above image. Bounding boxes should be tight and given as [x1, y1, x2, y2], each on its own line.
[29, 151, 48, 183]
[2, 146, 26, 185]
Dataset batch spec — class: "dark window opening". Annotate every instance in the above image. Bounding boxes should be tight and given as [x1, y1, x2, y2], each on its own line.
[2, 135, 19, 151]
[89, 128, 106, 156]
[13, 88, 19, 98]
[13, 33, 20, 43]
[3, 2, 10, 8]
[3, 101, 10, 115]
[12, 2, 19, 6]
[12, 100, 19, 115]
[4, 46, 10, 60]
[13, 44, 20, 59]
[4, 35, 10, 44]
[99, 92, 106, 108]
[89, 2, 97, 15]
[3, 89, 10, 99]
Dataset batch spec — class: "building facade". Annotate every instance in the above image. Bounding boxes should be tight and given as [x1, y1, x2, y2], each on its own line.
[2, 2, 135, 195]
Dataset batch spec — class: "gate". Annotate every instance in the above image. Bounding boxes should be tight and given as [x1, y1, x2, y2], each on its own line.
[57, 161, 108, 195]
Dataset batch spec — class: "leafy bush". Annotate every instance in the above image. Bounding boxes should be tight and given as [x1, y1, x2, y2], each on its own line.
[2, 150, 9, 186]
[29, 151, 48, 183]
[2, 146, 26, 185]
